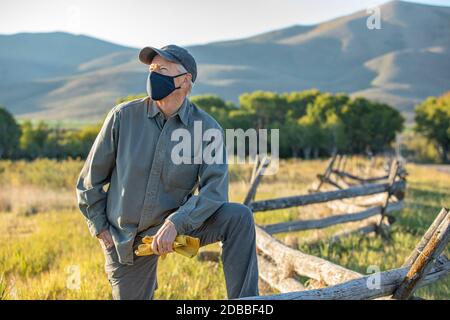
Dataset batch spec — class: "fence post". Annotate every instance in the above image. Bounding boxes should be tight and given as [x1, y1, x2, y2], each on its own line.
[244, 155, 269, 206]
[376, 159, 400, 236]
[392, 208, 450, 299]
[313, 153, 337, 192]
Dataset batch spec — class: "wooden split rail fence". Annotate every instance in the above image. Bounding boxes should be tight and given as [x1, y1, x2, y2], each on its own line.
[239, 155, 449, 300]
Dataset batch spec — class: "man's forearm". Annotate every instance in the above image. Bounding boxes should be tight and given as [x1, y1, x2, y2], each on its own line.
[166, 168, 229, 235]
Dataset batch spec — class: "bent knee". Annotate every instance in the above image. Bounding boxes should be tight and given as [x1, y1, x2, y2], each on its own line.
[222, 202, 254, 225]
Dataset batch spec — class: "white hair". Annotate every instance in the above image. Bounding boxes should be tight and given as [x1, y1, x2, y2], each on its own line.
[177, 63, 194, 95]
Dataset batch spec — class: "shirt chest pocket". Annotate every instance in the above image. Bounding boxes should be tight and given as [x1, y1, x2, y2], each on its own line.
[164, 157, 200, 191]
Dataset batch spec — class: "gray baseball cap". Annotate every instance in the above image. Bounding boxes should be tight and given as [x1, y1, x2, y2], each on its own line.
[139, 44, 197, 82]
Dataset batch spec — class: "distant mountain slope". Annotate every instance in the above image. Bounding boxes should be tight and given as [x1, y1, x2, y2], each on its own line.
[0, 0, 449, 121]
[187, 0, 450, 120]
[0, 32, 131, 83]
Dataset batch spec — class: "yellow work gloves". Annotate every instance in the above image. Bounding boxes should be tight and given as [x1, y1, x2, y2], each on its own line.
[134, 235, 200, 260]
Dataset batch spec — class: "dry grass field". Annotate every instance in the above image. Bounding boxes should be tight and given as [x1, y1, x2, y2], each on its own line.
[0, 158, 448, 299]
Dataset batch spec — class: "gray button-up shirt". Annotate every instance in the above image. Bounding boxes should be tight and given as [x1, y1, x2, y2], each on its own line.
[76, 96, 229, 265]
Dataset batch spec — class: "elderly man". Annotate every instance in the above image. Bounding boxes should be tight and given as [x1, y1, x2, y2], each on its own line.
[76, 44, 259, 300]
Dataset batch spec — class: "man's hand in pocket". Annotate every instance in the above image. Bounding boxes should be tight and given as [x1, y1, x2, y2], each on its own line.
[97, 229, 114, 250]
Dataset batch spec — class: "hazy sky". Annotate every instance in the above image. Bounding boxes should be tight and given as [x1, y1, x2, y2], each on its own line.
[0, 0, 449, 48]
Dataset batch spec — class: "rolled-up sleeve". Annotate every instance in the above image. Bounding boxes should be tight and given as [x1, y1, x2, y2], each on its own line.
[166, 132, 229, 235]
[76, 107, 120, 237]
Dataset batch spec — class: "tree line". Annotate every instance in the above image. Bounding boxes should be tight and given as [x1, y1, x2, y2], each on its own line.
[0, 90, 448, 163]
[193, 90, 404, 159]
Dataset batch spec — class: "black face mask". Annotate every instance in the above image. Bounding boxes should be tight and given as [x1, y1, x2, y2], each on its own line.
[146, 71, 187, 101]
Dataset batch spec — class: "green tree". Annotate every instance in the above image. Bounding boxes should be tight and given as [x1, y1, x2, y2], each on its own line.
[239, 91, 288, 129]
[297, 115, 326, 159]
[415, 92, 450, 163]
[295, 93, 349, 157]
[282, 89, 322, 119]
[339, 97, 404, 154]
[61, 125, 100, 158]
[19, 121, 51, 159]
[280, 117, 303, 158]
[307, 92, 349, 124]
[322, 112, 347, 154]
[0, 106, 21, 159]
[190, 94, 237, 128]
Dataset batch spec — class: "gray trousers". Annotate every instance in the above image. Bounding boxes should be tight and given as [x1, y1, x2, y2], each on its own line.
[102, 202, 259, 300]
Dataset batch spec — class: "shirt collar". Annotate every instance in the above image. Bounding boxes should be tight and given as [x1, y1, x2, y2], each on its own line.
[147, 97, 191, 126]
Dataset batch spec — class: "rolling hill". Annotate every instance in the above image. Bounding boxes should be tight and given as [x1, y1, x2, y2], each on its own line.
[0, 0, 449, 121]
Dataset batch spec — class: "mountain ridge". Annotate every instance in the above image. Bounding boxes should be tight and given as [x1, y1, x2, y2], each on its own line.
[0, 0, 449, 121]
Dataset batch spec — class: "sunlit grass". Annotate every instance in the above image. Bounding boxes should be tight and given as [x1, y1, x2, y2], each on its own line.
[0, 158, 448, 299]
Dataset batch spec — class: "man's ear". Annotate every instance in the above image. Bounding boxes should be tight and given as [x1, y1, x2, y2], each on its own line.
[187, 73, 192, 83]
[182, 74, 192, 89]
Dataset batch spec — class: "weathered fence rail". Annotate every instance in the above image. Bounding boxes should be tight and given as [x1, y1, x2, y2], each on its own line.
[311, 153, 404, 192]
[238, 155, 449, 300]
[250, 180, 405, 212]
[255, 225, 361, 285]
[332, 169, 389, 184]
[262, 201, 403, 235]
[246, 155, 405, 240]
[244, 255, 449, 300]
[243, 207, 450, 300]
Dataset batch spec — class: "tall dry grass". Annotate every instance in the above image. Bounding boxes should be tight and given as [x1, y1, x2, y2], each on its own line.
[0, 158, 448, 299]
